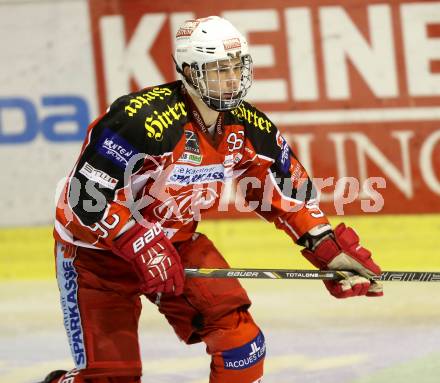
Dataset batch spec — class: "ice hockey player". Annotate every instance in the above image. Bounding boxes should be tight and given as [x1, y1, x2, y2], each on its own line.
[40, 15, 383, 383]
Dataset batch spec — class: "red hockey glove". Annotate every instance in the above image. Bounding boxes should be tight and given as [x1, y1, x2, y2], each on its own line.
[301, 223, 383, 298]
[112, 221, 184, 295]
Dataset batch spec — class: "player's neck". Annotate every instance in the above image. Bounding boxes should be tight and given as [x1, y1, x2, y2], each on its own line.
[187, 89, 220, 127]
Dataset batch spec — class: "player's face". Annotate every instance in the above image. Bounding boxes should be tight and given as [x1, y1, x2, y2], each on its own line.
[203, 57, 242, 100]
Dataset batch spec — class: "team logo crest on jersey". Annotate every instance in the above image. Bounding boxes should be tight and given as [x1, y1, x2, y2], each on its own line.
[178, 131, 203, 164]
[184, 130, 201, 154]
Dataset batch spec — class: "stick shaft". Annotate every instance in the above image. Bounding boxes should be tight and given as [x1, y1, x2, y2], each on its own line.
[184, 268, 440, 282]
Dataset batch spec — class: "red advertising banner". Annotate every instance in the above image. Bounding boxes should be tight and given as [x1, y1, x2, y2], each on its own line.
[88, 0, 440, 215]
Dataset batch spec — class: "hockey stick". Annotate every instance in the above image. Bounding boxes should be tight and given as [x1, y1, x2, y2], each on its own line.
[184, 268, 440, 282]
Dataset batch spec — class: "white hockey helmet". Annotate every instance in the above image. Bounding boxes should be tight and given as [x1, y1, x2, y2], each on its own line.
[174, 16, 253, 111]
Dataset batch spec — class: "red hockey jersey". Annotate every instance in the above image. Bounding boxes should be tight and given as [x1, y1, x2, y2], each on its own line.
[54, 81, 328, 249]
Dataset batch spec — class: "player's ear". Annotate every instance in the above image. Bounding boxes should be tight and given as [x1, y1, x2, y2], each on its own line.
[183, 65, 198, 87]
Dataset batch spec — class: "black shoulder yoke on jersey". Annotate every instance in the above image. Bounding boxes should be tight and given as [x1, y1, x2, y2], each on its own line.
[110, 80, 188, 155]
[69, 81, 188, 226]
[226, 101, 316, 202]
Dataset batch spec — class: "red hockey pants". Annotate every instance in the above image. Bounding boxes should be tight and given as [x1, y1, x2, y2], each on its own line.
[54, 233, 265, 383]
